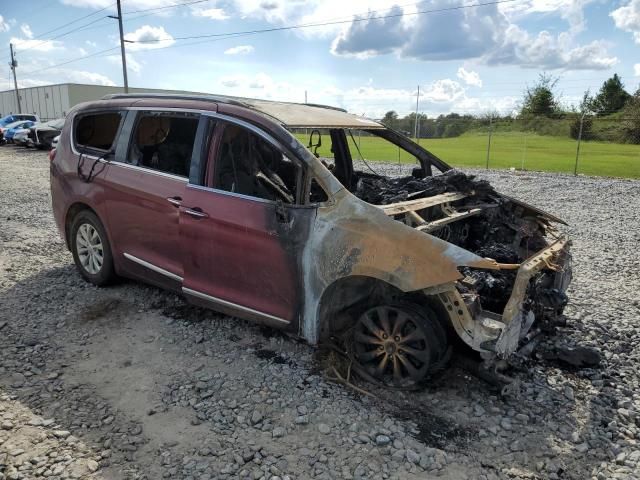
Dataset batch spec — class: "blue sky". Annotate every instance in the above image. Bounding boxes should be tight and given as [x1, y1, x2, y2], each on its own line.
[1, 0, 639, 117]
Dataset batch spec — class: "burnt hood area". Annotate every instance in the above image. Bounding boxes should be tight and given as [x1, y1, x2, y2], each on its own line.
[350, 168, 566, 317]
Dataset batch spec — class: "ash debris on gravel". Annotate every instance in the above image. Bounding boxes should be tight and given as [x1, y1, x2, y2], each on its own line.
[1, 147, 640, 480]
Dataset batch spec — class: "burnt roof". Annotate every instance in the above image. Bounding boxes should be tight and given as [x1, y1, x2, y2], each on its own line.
[101, 93, 384, 129]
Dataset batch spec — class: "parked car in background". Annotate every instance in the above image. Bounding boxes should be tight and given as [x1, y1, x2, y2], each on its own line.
[27, 118, 65, 149]
[2, 120, 37, 144]
[13, 127, 32, 146]
[0, 114, 39, 128]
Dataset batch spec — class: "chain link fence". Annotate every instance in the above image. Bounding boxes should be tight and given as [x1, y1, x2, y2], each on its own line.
[293, 115, 640, 179]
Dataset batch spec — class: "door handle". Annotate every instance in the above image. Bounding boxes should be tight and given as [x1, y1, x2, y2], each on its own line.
[167, 196, 182, 207]
[183, 207, 209, 219]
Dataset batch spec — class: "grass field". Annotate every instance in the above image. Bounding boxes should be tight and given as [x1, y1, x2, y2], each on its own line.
[294, 131, 640, 179]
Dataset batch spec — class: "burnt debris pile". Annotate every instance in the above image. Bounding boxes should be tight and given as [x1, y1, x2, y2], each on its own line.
[354, 169, 496, 205]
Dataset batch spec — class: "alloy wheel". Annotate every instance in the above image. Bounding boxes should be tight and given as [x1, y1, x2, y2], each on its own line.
[76, 223, 104, 275]
[353, 305, 433, 387]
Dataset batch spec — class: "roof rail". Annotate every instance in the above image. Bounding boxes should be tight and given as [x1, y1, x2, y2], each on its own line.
[100, 93, 247, 106]
[100, 93, 346, 113]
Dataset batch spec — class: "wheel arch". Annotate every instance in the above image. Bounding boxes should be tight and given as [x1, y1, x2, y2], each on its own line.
[64, 202, 99, 249]
[316, 275, 451, 341]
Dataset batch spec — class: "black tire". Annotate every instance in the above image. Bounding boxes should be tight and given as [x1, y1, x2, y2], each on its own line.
[352, 302, 449, 388]
[70, 210, 116, 286]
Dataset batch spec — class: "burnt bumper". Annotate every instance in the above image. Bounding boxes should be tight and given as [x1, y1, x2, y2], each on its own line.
[438, 236, 572, 356]
[494, 236, 571, 357]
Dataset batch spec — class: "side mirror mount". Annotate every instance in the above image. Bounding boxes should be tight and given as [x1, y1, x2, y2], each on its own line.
[307, 129, 322, 158]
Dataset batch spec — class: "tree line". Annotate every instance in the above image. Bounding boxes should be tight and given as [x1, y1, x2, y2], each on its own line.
[380, 74, 640, 144]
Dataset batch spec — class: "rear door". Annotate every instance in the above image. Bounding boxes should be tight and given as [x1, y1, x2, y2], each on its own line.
[103, 110, 201, 288]
[180, 116, 315, 327]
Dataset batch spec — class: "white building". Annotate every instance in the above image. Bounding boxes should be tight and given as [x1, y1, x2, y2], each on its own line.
[0, 83, 208, 121]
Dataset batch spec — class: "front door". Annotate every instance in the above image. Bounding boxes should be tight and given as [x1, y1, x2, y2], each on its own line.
[104, 110, 201, 288]
[180, 119, 313, 326]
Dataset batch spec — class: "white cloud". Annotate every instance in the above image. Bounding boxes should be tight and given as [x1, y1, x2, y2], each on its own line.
[64, 70, 116, 86]
[0, 15, 9, 32]
[611, 0, 640, 44]
[332, 5, 407, 58]
[635, 64, 640, 77]
[107, 53, 142, 74]
[194, 7, 230, 20]
[10, 68, 115, 88]
[86, 40, 97, 48]
[422, 79, 466, 103]
[329, 0, 616, 71]
[224, 45, 254, 55]
[124, 25, 174, 50]
[20, 24, 33, 38]
[456, 67, 482, 87]
[488, 26, 617, 70]
[504, 0, 596, 33]
[9, 37, 63, 52]
[249, 72, 274, 89]
[220, 75, 243, 88]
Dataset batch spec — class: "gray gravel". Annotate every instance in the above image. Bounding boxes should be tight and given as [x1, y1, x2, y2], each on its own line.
[1, 147, 640, 480]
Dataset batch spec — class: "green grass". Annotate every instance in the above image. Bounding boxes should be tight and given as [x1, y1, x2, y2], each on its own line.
[294, 132, 640, 179]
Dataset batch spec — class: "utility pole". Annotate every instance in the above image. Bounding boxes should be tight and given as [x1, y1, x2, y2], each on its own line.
[9, 43, 21, 113]
[108, 0, 128, 93]
[573, 111, 586, 176]
[413, 85, 420, 141]
[485, 115, 493, 170]
[304, 90, 308, 104]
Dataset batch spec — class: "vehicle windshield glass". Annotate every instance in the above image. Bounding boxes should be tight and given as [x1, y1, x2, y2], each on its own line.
[293, 127, 446, 196]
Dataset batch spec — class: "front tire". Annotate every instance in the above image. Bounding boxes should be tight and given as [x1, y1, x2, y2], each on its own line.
[352, 303, 449, 388]
[70, 210, 116, 286]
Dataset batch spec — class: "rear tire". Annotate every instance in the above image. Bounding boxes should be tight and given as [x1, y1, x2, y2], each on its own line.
[70, 210, 116, 286]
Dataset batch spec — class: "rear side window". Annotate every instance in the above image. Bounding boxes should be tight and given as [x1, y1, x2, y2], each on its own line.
[127, 112, 199, 178]
[75, 112, 122, 153]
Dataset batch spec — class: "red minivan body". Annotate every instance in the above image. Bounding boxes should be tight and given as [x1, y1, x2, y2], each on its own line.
[51, 94, 571, 388]
[51, 97, 307, 331]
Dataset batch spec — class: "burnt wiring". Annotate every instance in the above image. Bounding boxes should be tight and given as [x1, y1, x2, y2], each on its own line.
[348, 130, 381, 177]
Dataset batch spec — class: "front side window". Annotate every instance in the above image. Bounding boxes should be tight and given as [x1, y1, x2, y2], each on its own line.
[75, 112, 122, 153]
[127, 112, 199, 178]
[214, 123, 300, 204]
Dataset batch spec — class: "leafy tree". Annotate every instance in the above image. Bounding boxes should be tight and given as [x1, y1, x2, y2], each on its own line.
[520, 73, 561, 117]
[620, 87, 640, 144]
[380, 111, 399, 129]
[592, 74, 631, 116]
[569, 90, 595, 140]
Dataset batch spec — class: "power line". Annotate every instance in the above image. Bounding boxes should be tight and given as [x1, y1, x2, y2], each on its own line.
[122, 0, 212, 14]
[29, 2, 116, 41]
[8, 3, 116, 60]
[127, 0, 519, 44]
[20, 47, 121, 76]
[8, 0, 214, 60]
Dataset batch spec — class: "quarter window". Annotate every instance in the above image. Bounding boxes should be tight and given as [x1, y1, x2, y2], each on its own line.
[127, 112, 199, 178]
[214, 123, 300, 204]
[75, 112, 122, 153]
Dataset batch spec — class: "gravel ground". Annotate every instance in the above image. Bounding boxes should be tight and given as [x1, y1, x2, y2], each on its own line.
[1, 146, 640, 480]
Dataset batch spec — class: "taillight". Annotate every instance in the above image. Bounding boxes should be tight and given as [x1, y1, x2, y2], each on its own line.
[49, 148, 56, 162]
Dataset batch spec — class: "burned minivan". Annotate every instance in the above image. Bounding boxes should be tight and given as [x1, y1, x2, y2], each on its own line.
[50, 94, 571, 387]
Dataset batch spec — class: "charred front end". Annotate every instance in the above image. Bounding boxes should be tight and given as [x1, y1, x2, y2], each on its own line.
[355, 169, 572, 358]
